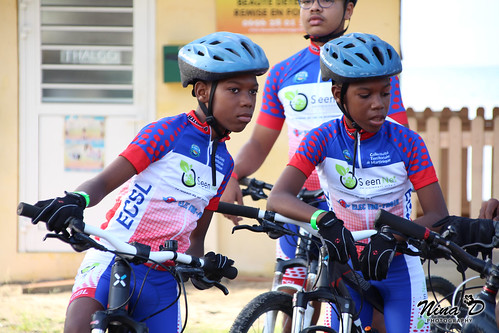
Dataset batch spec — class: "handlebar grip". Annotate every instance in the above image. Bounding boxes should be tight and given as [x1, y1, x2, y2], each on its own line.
[17, 202, 41, 218]
[217, 202, 260, 219]
[375, 209, 433, 240]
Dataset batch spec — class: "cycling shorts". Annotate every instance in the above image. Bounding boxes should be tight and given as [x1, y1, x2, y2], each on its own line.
[70, 249, 181, 332]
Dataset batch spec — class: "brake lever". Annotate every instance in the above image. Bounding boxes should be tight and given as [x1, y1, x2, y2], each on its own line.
[232, 224, 266, 234]
[213, 281, 229, 295]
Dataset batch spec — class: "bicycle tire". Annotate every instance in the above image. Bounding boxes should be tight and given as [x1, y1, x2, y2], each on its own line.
[230, 291, 293, 333]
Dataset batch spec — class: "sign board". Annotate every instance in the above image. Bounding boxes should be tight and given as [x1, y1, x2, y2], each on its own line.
[216, 0, 303, 34]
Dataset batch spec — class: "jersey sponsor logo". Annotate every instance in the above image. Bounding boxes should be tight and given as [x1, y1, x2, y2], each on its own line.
[366, 151, 391, 166]
[190, 144, 201, 158]
[162, 196, 203, 218]
[180, 160, 196, 187]
[357, 175, 397, 187]
[336, 199, 400, 211]
[293, 71, 308, 83]
[284, 90, 308, 112]
[335, 164, 358, 189]
[116, 183, 152, 230]
[342, 149, 352, 162]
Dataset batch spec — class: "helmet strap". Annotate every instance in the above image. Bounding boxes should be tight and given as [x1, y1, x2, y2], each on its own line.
[197, 80, 230, 187]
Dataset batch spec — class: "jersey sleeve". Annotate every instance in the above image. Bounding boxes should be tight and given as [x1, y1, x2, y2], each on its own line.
[288, 125, 330, 178]
[120, 116, 183, 174]
[256, 64, 286, 131]
[404, 131, 439, 190]
[387, 76, 408, 127]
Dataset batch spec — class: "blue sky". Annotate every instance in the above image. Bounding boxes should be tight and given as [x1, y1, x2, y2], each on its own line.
[400, 0, 499, 118]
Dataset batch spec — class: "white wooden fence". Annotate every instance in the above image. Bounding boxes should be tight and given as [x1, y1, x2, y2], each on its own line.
[407, 107, 499, 218]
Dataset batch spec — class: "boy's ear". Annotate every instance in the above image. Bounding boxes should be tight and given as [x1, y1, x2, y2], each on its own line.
[331, 85, 342, 104]
[344, 2, 354, 21]
[194, 81, 210, 103]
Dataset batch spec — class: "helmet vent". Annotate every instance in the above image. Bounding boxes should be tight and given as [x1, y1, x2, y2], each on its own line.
[226, 48, 241, 57]
[197, 51, 205, 56]
[343, 59, 353, 67]
[344, 43, 355, 49]
[210, 41, 221, 45]
[240, 41, 255, 58]
[355, 53, 369, 64]
[372, 46, 384, 65]
[213, 55, 223, 61]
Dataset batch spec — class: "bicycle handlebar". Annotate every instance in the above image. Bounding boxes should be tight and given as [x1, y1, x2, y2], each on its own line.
[374, 209, 489, 275]
[17, 202, 238, 281]
[217, 202, 376, 241]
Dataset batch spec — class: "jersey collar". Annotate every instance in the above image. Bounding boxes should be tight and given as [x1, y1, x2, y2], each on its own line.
[342, 117, 376, 140]
[187, 110, 230, 142]
[309, 41, 321, 55]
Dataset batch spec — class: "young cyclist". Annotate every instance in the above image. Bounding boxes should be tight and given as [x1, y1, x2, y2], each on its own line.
[267, 33, 449, 332]
[221, 0, 407, 292]
[29, 32, 269, 333]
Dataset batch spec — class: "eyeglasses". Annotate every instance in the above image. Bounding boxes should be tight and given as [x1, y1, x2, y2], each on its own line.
[298, 0, 336, 10]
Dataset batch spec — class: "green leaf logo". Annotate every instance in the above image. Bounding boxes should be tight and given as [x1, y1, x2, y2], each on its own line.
[335, 163, 358, 189]
[180, 160, 196, 187]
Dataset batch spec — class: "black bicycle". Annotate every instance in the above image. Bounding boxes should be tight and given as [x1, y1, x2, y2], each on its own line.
[375, 209, 499, 333]
[229, 179, 457, 333]
[17, 202, 236, 333]
[218, 202, 389, 333]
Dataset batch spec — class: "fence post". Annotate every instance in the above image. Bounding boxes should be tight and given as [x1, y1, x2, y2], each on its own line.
[470, 109, 485, 217]
[447, 114, 463, 215]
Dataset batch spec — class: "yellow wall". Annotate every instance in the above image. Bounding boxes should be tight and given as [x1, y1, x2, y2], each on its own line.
[2, 0, 400, 282]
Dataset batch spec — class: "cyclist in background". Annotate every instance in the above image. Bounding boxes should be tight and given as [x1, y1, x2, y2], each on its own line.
[267, 33, 449, 332]
[29, 32, 269, 333]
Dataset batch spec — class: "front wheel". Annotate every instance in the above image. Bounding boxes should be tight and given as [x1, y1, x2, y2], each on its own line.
[230, 291, 293, 333]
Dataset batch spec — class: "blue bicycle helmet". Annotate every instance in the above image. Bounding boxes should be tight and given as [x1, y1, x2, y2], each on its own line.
[320, 32, 401, 83]
[178, 31, 269, 87]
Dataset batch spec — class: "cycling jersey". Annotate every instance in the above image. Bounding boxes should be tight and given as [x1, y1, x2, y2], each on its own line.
[69, 111, 233, 332]
[289, 116, 436, 332]
[102, 110, 232, 254]
[289, 117, 437, 231]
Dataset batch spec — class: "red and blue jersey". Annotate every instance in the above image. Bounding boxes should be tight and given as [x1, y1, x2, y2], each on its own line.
[289, 117, 438, 233]
[257, 42, 407, 191]
[101, 111, 233, 254]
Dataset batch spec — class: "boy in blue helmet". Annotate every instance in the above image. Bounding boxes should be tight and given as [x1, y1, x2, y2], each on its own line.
[267, 33, 448, 332]
[29, 32, 269, 333]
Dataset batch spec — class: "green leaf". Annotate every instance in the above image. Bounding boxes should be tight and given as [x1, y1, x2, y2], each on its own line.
[180, 160, 190, 173]
[284, 91, 295, 100]
[335, 164, 347, 176]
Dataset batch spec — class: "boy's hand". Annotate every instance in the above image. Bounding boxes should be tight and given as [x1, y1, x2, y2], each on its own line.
[479, 198, 499, 221]
[192, 252, 238, 290]
[359, 230, 397, 281]
[317, 212, 359, 269]
[32, 192, 87, 233]
[433, 216, 499, 258]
